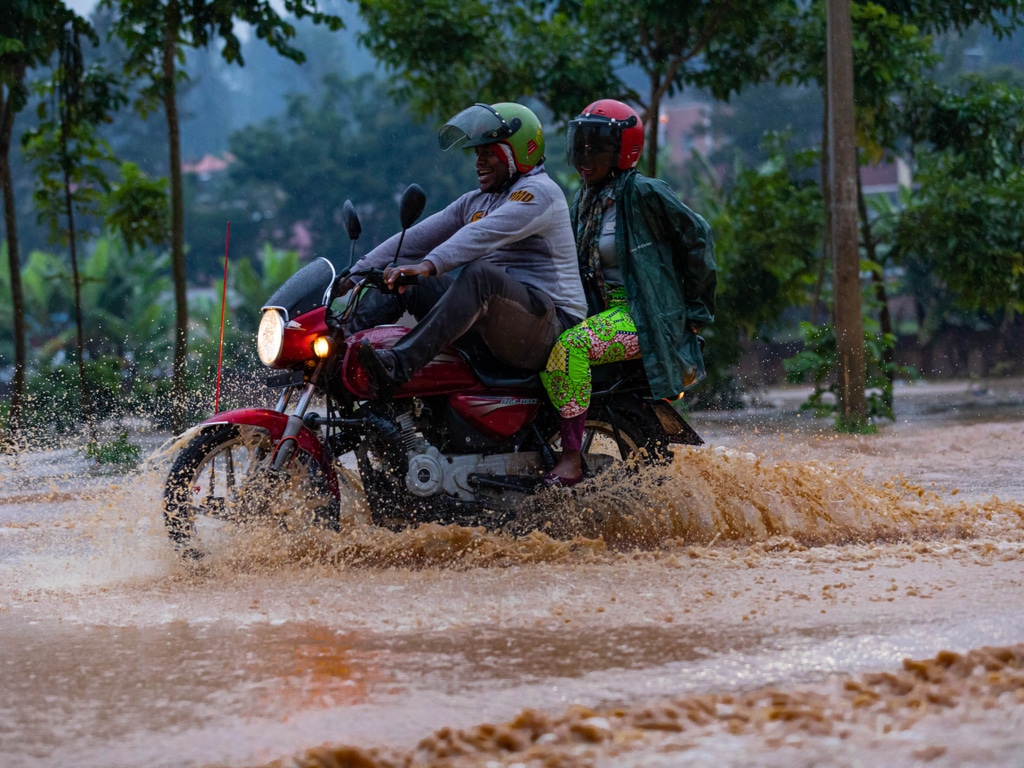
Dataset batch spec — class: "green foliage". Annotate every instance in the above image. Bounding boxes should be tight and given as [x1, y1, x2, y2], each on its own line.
[689, 135, 823, 405]
[0, 1, 79, 113]
[0, 234, 173, 367]
[888, 77, 1024, 314]
[783, 266, 921, 428]
[21, 32, 125, 246]
[357, 0, 786, 119]
[82, 430, 141, 469]
[356, 0, 790, 175]
[782, 319, 914, 428]
[104, 162, 169, 253]
[223, 72, 475, 255]
[20, 358, 130, 435]
[102, 0, 345, 92]
[12, 355, 210, 440]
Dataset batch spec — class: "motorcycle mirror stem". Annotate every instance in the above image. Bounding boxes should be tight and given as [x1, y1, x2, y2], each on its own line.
[389, 183, 427, 268]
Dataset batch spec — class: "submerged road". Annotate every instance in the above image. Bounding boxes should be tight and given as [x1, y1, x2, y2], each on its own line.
[1, 379, 1022, 767]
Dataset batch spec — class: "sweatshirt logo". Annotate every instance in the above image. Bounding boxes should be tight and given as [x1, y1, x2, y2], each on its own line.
[509, 190, 535, 203]
[470, 211, 487, 222]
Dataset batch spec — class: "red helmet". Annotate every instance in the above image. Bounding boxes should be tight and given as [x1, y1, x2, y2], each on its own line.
[566, 99, 644, 170]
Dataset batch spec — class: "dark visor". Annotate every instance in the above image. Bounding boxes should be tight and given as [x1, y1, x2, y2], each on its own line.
[567, 118, 632, 166]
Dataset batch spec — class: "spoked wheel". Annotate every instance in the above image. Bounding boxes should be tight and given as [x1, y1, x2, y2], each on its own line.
[549, 406, 669, 480]
[503, 405, 674, 539]
[163, 425, 342, 559]
[163, 425, 273, 558]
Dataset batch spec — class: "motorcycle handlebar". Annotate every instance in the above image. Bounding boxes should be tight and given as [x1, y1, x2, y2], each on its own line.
[349, 268, 420, 292]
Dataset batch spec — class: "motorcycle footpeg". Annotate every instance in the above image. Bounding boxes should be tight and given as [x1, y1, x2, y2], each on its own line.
[468, 473, 544, 493]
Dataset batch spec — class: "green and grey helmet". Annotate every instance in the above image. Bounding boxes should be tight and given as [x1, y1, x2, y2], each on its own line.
[438, 102, 545, 173]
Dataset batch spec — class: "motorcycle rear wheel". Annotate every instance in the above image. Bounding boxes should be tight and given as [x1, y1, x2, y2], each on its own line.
[560, 403, 672, 475]
[163, 425, 340, 558]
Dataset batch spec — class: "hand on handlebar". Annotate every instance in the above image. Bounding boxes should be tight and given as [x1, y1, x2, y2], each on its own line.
[334, 275, 356, 297]
[382, 261, 435, 290]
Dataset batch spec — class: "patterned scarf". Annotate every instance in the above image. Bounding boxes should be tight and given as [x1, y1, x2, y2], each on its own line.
[575, 175, 619, 313]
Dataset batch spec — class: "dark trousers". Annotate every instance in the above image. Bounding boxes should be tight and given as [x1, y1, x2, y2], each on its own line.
[354, 261, 565, 380]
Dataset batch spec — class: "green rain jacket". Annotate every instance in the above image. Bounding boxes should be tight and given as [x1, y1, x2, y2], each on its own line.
[571, 169, 717, 400]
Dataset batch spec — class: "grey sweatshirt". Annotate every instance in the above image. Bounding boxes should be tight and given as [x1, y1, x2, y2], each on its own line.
[351, 165, 587, 322]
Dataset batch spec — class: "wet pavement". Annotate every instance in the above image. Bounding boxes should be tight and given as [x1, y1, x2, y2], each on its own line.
[1, 378, 1022, 767]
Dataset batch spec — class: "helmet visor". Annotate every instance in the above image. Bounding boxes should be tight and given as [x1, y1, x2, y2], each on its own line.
[439, 104, 517, 151]
[567, 120, 622, 167]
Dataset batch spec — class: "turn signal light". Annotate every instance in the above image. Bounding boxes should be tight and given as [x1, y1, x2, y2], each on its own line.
[313, 336, 333, 358]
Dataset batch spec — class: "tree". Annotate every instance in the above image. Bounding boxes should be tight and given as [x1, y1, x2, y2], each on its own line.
[224, 72, 475, 261]
[0, 0, 80, 444]
[356, 0, 791, 176]
[826, 0, 866, 429]
[891, 78, 1024, 313]
[99, 0, 343, 432]
[691, 136, 823, 405]
[764, 0, 1024, 423]
[22, 19, 126, 439]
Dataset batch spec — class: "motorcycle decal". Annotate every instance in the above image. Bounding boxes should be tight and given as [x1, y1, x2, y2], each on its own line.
[450, 394, 541, 440]
[459, 395, 539, 413]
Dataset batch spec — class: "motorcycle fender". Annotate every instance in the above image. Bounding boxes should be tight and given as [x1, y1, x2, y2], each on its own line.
[647, 400, 704, 446]
[195, 408, 327, 459]
[190, 408, 338, 491]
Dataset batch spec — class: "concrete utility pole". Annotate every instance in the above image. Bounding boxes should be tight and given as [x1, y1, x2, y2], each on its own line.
[826, 0, 866, 426]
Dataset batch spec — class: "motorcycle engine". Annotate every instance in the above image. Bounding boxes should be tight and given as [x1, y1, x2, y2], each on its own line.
[394, 411, 540, 500]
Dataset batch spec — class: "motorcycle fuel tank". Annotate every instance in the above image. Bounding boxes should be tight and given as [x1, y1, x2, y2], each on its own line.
[342, 326, 478, 399]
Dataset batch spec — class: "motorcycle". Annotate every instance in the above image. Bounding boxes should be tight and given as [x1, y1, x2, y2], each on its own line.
[162, 185, 703, 558]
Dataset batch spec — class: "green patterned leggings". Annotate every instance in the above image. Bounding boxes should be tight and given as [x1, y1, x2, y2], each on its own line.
[540, 290, 642, 419]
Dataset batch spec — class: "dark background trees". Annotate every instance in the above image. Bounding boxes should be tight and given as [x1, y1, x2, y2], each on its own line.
[2, 0, 1024, 442]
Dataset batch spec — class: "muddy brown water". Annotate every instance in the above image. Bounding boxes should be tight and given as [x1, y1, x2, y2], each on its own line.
[1, 379, 1023, 767]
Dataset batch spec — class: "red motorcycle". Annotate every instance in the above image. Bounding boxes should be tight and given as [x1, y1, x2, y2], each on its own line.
[163, 186, 702, 558]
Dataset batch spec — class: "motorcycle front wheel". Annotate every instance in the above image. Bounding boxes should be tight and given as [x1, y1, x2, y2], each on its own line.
[163, 424, 340, 559]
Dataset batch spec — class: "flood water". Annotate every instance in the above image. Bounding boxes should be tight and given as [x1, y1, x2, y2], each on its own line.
[2, 379, 1023, 767]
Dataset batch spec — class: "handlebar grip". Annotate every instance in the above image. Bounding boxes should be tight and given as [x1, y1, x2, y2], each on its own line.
[348, 268, 420, 293]
[392, 273, 420, 288]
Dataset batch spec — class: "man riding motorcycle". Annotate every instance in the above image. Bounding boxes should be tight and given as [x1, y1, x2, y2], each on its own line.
[336, 101, 587, 398]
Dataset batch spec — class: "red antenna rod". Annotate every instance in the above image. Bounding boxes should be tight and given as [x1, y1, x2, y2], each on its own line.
[214, 222, 230, 414]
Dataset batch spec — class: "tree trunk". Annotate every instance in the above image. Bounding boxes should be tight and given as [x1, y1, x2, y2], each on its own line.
[645, 75, 661, 178]
[813, 83, 831, 327]
[0, 84, 27, 446]
[64, 169, 95, 440]
[826, 0, 866, 428]
[856, 174, 895, 415]
[163, 12, 189, 434]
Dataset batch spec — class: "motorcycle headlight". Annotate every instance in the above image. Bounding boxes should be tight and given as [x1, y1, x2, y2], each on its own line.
[257, 309, 285, 365]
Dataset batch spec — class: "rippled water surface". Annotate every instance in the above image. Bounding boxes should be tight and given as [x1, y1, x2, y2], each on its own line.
[2, 380, 1023, 767]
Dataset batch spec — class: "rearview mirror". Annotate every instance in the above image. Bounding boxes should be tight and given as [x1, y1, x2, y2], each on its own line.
[399, 184, 426, 230]
[342, 200, 361, 241]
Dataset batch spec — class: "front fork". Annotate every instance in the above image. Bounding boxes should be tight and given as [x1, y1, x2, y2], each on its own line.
[269, 362, 324, 472]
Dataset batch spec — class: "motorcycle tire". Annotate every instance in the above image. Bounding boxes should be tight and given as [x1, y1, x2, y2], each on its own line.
[163, 424, 340, 559]
[560, 400, 674, 474]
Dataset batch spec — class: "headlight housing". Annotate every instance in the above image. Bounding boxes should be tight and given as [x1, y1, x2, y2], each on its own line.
[257, 309, 285, 366]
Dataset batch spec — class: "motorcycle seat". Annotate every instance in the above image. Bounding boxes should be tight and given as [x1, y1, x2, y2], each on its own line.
[456, 348, 542, 389]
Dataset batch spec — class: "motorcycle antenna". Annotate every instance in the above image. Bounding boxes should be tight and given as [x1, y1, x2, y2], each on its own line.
[389, 183, 426, 267]
[215, 222, 230, 414]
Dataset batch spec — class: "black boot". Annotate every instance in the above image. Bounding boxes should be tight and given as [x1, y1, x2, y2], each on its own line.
[357, 340, 400, 399]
